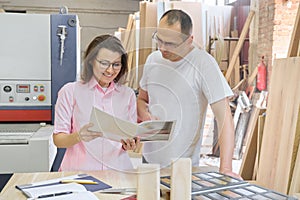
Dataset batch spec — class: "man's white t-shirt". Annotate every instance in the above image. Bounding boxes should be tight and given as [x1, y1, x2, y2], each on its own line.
[139, 47, 233, 167]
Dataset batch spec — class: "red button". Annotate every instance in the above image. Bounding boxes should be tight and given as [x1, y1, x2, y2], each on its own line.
[38, 95, 46, 101]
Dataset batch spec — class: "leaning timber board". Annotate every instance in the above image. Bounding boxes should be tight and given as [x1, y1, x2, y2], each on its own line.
[138, 1, 157, 83]
[289, 107, 300, 195]
[256, 57, 300, 194]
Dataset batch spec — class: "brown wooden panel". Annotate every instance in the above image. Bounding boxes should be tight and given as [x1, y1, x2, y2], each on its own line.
[289, 107, 300, 195]
[256, 57, 300, 194]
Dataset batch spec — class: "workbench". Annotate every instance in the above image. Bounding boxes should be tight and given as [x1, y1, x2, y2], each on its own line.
[0, 166, 216, 199]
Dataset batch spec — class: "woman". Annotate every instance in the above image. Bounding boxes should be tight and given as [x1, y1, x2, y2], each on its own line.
[53, 35, 139, 171]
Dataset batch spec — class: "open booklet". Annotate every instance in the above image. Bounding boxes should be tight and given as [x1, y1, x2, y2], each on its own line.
[89, 107, 176, 142]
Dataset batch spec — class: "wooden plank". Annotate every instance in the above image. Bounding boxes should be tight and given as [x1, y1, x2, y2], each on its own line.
[239, 119, 257, 180]
[297, 40, 300, 56]
[123, 14, 136, 88]
[288, 5, 300, 57]
[243, 106, 264, 148]
[123, 14, 134, 52]
[252, 113, 266, 180]
[127, 37, 138, 89]
[117, 27, 126, 43]
[287, 9, 300, 173]
[229, 30, 240, 87]
[289, 107, 300, 195]
[233, 111, 251, 160]
[232, 79, 246, 92]
[170, 158, 191, 200]
[137, 164, 160, 200]
[256, 57, 300, 194]
[242, 64, 248, 79]
[138, 2, 157, 84]
[126, 16, 138, 89]
[225, 10, 255, 82]
[239, 106, 261, 180]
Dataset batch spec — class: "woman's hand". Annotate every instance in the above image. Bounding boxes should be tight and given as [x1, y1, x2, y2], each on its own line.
[121, 137, 141, 151]
[78, 123, 102, 142]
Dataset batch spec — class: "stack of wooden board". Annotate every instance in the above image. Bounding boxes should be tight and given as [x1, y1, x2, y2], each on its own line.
[252, 5, 300, 197]
[255, 57, 300, 195]
[117, 12, 139, 90]
[239, 7, 300, 199]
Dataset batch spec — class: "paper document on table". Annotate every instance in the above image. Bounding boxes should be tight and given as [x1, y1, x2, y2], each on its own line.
[23, 183, 98, 200]
[89, 107, 176, 142]
[16, 174, 111, 192]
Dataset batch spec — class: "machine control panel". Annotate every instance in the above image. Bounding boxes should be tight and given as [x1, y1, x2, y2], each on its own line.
[0, 81, 51, 106]
[16, 84, 30, 93]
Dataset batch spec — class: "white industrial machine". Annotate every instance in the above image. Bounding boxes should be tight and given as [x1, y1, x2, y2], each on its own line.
[0, 11, 80, 173]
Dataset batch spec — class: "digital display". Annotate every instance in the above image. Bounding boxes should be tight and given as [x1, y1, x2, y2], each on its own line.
[16, 84, 30, 93]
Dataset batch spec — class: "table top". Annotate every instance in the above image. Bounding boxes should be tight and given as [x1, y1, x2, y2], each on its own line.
[0, 166, 216, 200]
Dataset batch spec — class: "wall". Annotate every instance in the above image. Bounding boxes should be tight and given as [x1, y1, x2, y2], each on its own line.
[0, 0, 140, 56]
[253, 0, 299, 90]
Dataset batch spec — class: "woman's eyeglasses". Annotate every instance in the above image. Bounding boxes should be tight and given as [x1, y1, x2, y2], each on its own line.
[95, 59, 122, 70]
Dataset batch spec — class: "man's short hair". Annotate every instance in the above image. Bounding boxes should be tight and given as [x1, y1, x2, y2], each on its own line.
[160, 9, 193, 36]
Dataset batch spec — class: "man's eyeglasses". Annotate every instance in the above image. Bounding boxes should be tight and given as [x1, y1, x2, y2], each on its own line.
[152, 31, 189, 49]
[95, 59, 122, 70]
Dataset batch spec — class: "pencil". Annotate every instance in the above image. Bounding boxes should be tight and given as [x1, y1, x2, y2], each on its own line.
[60, 179, 98, 184]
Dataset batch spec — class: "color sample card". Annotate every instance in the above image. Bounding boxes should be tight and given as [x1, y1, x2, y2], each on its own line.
[160, 171, 297, 200]
[192, 184, 297, 200]
[161, 171, 246, 194]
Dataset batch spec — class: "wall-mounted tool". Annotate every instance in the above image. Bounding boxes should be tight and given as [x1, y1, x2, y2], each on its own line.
[57, 25, 67, 66]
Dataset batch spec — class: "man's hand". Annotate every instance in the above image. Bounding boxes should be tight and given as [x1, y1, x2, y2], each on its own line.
[137, 88, 159, 122]
[78, 123, 102, 142]
[121, 137, 141, 151]
[139, 111, 158, 122]
[221, 169, 243, 180]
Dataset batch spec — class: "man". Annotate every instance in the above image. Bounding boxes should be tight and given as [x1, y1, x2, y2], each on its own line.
[137, 9, 240, 178]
